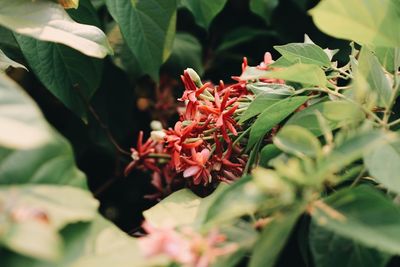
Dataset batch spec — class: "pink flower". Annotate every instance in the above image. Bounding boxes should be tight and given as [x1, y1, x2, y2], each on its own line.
[182, 148, 212, 185]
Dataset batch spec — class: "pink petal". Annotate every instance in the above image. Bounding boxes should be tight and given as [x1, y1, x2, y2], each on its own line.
[183, 166, 201, 177]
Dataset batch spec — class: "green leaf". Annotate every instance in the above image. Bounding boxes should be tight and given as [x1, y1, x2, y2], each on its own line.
[204, 176, 266, 226]
[259, 144, 281, 167]
[274, 43, 331, 67]
[164, 32, 203, 76]
[0, 134, 87, 188]
[274, 125, 321, 157]
[364, 141, 400, 194]
[286, 100, 364, 136]
[0, 0, 112, 58]
[309, 0, 400, 47]
[1, 215, 145, 267]
[241, 63, 327, 86]
[249, 206, 303, 267]
[0, 74, 87, 188]
[0, 185, 98, 229]
[311, 185, 400, 255]
[180, 0, 227, 29]
[246, 82, 295, 96]
[369, 46, 400, 73]
[14, 0, 104, 120]
[106, 23, 143, 78]
[309, 222, 391, 267]
[0, 48, 26, 72]
[247, 96, 308, 150]
[319, 130, 395, 175]
[106, 0, 177, 80]
[216, 27, 274, 53]
[249, 0, 279, 25]
[60, 216, 143, 267]
[0, 74, 51, 149]
[1, 221, 62, 262]
[0, 185, 98, 261]
[238, 95, 280, 124]
[353, 47, 392, 108]
[143, 184, 228, 229]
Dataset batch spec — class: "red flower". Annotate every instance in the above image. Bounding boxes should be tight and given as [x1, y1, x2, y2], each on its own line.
[124, 131, 159, 176]
[182, 148, 212, 185]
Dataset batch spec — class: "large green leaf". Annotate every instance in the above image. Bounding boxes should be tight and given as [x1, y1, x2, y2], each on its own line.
[249, 0, 279, 25]
[249, 207, 303, 267]
[143, 184, 228, 229]
[311, 185, 400, 255]
[274, 125, 321, 158]
[364, 141, 400, 194]
[180, 0, 227, 29]
[309, 222, 391, 267]
[0, 48, 26, 72]
[241, 64, 327, 86]
[0, 185, 98, 261]
[309, 0, 400, 47]
[274, 43, 331, 67]
[106, 0, 177, 80]
[14, 0, 104, 120]
[247, 96, 308, 149]
[353, 47, 392, 108]
[0, 74, 87, 189]
[164, 32, 203, 76]
[0, 74, 51, 149]
[1, 215, 145, 267]
[0, 0, 112, 58]
[286, 100, 364, 136]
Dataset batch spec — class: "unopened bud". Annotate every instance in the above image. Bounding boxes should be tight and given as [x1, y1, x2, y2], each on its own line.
[150, 120, 163, 130]
[150, 130, 166, 141]
[186, 68, 202, 86]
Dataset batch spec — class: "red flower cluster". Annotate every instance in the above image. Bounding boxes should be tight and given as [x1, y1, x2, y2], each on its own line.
[125, 52, 280, 197]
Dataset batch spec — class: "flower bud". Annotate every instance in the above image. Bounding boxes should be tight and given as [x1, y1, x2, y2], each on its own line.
[150, 120, 163, 130]
[186, 68, 201, 86]
[151, 130, 166, 142]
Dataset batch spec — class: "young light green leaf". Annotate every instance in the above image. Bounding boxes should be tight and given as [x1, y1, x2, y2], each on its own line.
[0, 0, 112, 58]
[364, 141, 400, 194]
[238, 95, 280, 124]
[0, 74, 51, 149]
[0, 185, 98, 261]
[286, 100, 364, 136]
[249, 0, 279, 25]
[369, 46, 400, 74]
[319, 130, 395, 175]
[143, 184, 228, 229]
[242, 63, 327, 86]
[247, 96, 308, 150]
[180, 0, 227, 29]
[249, 206, 304, 267]
[309, 0, 400, 47]
[274, 43, 331, 67]
[311, 185, 400, 255]
[274, 125, 321, 158]
[309, 222, 391, 267]
[106, 0, 177, 80]
[354, 47, 392, 108]
[204, 177, 266, 226]
[0, 48, 26, 72]
[0, 185, 98, 229]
